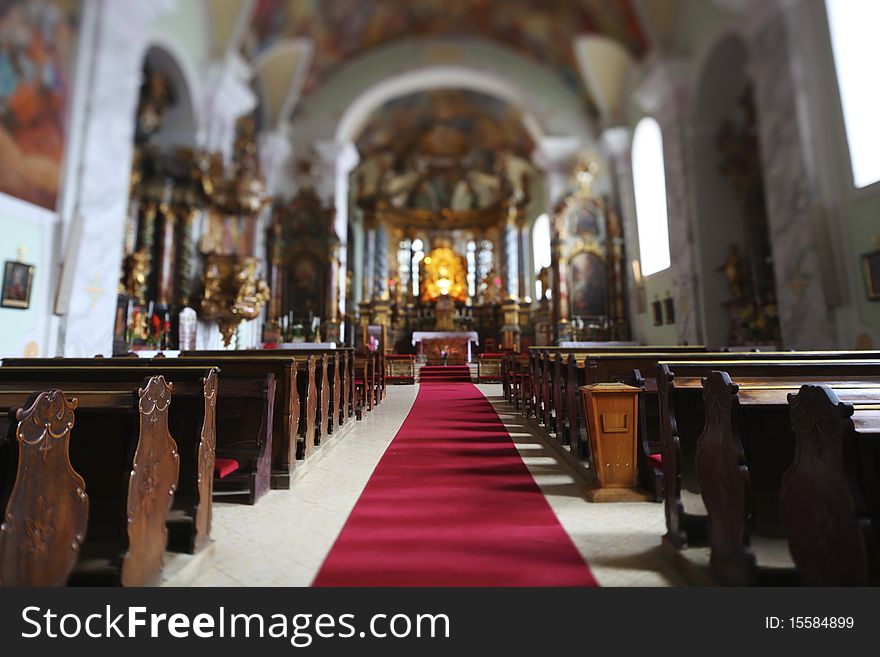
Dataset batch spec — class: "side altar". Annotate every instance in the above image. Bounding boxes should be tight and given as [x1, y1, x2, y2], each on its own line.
[412, 331, 480, 364]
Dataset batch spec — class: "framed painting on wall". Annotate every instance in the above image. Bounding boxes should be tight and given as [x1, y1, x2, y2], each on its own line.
[0, 1, 81, 210]
[1, 260, 35, 309]
[863, 250, 880, 301]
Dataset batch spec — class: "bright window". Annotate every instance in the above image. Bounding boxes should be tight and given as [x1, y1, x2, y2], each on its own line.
[532, 213, 552, 299]
[826, 0, 880, 188]
[632, 117, 671, 276]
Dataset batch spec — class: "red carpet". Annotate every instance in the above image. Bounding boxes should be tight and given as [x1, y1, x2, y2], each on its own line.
[313, 381, 598, 586]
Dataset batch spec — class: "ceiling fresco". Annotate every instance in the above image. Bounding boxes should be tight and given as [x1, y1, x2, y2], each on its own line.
[248, 0, 648, 100]
[353, 89, 536, 221]
[355, 88, 533, 161]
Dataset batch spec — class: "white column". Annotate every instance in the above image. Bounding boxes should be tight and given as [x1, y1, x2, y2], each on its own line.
[634, 58, 703, 345]
[200, 53, 257, 162]
[533, 136, 581, 334]
[315, 140, 360, 337]
[56, 0, 178, 357]
[717, 0, 840, 348]
[600, 126, 644, 343]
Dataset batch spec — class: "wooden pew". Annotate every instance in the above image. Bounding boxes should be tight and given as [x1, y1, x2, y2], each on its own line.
[658, 358, 880, 556]
[782, 384, 880, 585]
[477, 353, 504, 383]
[0, 374, 178, 586]
[386, 354, 416, 385]
[6, 357, 274, 503]
[556, 350, 880, 501]
[354, 353, 378, 416]
[694, 370, 880, 585]
[0, 389, 88, 586]
[184, 347, 355, 448]
[0, 365, 218, 552]
[528, 346, 707, 436]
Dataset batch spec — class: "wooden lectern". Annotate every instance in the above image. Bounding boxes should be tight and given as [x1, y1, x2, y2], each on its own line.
[580, 382, 652, 502]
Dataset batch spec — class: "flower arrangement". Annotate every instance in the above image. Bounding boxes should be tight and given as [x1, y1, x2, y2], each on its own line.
[738, 302, 779, 344]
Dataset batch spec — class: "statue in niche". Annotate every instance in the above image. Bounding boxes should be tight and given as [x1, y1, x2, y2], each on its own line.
[135, 68, 175, 144]
[537, 266, 552, 302]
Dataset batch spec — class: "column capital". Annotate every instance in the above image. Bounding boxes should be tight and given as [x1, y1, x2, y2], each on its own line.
[259, 128, 293, 195]
[599, 126, 631, 162]
[201, 53, 257, 155]
[105, 0, 178, 41]
[713, 0, 785, 36]
[633, 57, 691, 123]
[532, 136, 582, 174]
[314, 140, 361, 177]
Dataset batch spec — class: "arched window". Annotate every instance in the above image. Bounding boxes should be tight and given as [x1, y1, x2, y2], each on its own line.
[532, 213, 552, 299]
[466, 240, 477, 298]
[826, 0, 880, 188]
[632, 116, 671, 276]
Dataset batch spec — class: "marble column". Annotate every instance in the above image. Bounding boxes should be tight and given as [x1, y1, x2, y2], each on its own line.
[362, 215, 378, 302]
[634, 58, 702, 345]
[728, 0, 839, 348]
[57, 0, 178, 357]
[315, 140, 359, 338]
[601, 126, 643, 342]
[201, 53, 257, 163]
[533, 136, 581, 340]
[517, 219, 528, 301]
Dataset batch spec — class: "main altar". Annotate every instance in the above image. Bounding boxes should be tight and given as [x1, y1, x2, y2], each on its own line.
[412, 331, 480, 364]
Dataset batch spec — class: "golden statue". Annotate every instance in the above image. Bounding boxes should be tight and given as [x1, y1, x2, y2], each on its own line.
[537, 266, 552, 302]
[121, 249, 150, 302]
[480, 267, 504, 305]
[420, 243, 468, 303]
[200, 255, 271, 346]
[719, 244, 748, 301]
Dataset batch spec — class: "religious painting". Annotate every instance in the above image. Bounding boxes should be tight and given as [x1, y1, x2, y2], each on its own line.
[286, 252, 325, 320]
[663, 295, 676, 324]
[0, 1, 80, 210]
[863, 250, 880, 301]
[570, 200, 603, 237]
[1, 259, 35, 309]
[652, 299, 663, 327]
[568, 251, 606, 319]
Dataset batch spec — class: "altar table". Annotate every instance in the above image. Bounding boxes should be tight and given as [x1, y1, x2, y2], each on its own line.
[412, 331, 480, 363]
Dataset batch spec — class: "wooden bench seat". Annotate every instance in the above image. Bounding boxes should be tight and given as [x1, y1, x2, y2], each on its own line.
[385, 354, 416, 385]
[5, 358, 275, 503]
[658, 359, 880, 568]
[477, 353, 504, 382]
[182, 348, 356, 468]
[0, 389, 88, 586]
[0, 365, 218, 552]
[692, 370, 880, 585]
[544, 350, 880, 502]
[0, 375, 178, 586]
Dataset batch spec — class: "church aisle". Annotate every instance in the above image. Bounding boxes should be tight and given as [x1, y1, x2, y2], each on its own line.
[313, 381, 598, 586]
[171, 384, 684, 587]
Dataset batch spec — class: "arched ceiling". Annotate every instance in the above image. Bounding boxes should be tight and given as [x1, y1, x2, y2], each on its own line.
[246, 0, 649, 104]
